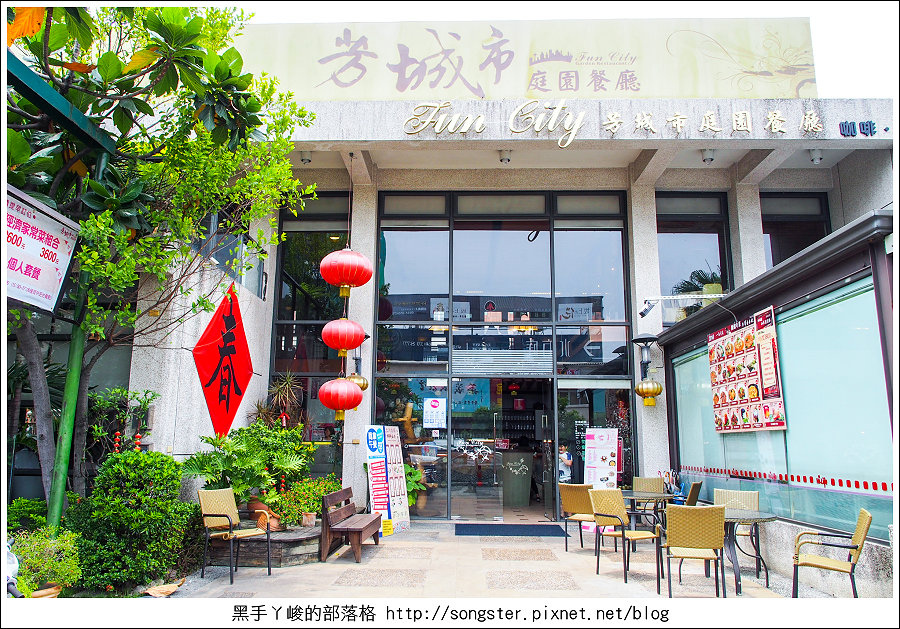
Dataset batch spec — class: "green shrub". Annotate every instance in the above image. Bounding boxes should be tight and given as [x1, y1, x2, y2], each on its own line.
[7, 497, 48, 533]
[11, 528, 82, 597]
[65, 450, 201, 591]
[276, 473, 342, 526]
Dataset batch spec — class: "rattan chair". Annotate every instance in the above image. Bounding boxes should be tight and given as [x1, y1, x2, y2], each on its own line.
[663, 504, 726, 598]
[631, 476, 666, 526]
[198, 488, 272, 585]
[558, 483, 594, 552]
[684, 482, 702, 506]
[792, 508, 872, 598]
[713, 488, 767, 584]
[589, 488, 662, 592]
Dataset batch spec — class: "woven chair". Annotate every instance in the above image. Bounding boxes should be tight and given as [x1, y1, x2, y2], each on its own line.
[198, 488, 272, 585]
[663, 504, 726, 598]
[713, 488, 767, 584]
[558, 483, 594, 552]
[631, 476, 666, 526]
[792, 508, 872, 598]
[589, 488, 662, 592]
[684, 482, 702, 506]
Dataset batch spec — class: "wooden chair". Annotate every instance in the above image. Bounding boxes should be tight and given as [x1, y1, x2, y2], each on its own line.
[558, 483, 594, 552]
[198, 488, 271, 585]
[663, 504, 726, 598]
[319, 487, 382, 562]
[589, 488, 662, 592]
[713, 488, 767, 584]
[792, 508, 872, 598]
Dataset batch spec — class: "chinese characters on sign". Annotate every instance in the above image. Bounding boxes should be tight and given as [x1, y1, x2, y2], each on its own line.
[365, 425, 410, 535]
[192, 284, 254, 436]
[708, 306, 786, 433]
[5, 185, 79, 312]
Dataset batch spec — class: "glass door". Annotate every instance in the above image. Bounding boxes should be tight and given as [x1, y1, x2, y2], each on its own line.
[449, 377, 552, 521]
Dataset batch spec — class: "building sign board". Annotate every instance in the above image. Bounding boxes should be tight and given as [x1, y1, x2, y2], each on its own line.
[365, 425, 410, 535]
[5, 184, 79, 313]
[709, 306, 786, 433]
[241, 19, 816, 101]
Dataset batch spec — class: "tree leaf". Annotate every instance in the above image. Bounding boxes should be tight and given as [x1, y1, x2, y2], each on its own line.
[87, 179, 112, 198]
[98, 51, 124, 82]
[152, 64, 179, 96]
[113, 106, 134, 135]
[177, 65, 206, 97]
[220, 47, 243, 75]
[123, 48, 159, 74]
[7, 7, 46, 46]
[131, 97, 155, 116]
[27, 191, 57, 209]
[80, 192, 107, 211]
[119, 181, 144, 203]
[210, 124, 229, 146]
[6, 129, 32, 165]
[61, 61, 97, 73]
[46, 22, 69, 51]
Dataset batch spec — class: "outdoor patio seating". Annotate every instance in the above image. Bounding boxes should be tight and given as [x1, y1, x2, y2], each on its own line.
[198, 488, 271, 585]
[663, 504, 726, 598]
[558, 483, 594, 552]
[792, 508, 872, 598]
[714, 488, 766, 582]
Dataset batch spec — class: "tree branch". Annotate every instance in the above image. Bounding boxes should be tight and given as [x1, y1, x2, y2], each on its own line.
[49, 147, 91, 199]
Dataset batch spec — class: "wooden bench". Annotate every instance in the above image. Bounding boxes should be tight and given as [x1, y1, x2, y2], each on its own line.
[319, 487, 382, 562]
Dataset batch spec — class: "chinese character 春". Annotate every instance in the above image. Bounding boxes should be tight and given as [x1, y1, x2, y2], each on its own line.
[859, 120, 877, 136]
[588, 69, 610, 92]
[528, 70, 550, 92]
[479, 26, 514, 85]
[839, 121, 857, 137]
[801, 110, 824, 134]
[634, 112, 657, 134]
[699, 111, 723, 133]
[317, 28, 378, 88]
[765, 110, 787, 133]
[732, 111, 752, 133]
[203, 298, 244, 413]
[559, 70, 579, 91]
[602, 112, 624, 135]
[666, 113, 688, 134]
[615, 69, 640, 91]
[387, 29, 485, 98]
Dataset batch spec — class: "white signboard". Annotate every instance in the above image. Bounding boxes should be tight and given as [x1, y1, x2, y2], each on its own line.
[5, 185, 79, 312]
[365, 425, 410, 535]
[583, 427, 618, 489]
[422, 397, 447, 428]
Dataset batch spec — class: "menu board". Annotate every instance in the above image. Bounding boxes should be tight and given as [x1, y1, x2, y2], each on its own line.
[583, 428, 618, 488]
[708, 306, 786, 433]
[365, 425, 410, 535]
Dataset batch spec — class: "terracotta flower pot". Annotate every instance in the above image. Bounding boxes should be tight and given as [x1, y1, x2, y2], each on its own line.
[31, 584, 62, 598]
[301, 512, 316, 528]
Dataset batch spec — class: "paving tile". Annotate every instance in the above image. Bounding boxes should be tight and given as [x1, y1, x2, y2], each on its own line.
[486, 570, 580, 590]
[334, 568, 426, 587]
[482, 548, 558, 561]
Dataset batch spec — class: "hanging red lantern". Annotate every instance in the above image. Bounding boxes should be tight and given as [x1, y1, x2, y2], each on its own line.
[318, 378, 363, 421]
[320, 247, 373, 297]
[321, 318, 366, 357]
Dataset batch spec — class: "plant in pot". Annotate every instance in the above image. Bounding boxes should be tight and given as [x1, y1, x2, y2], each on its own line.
[405, 463, 428, 511]
[182, 434, 272, 507]
[276, 474, 342, 528]
[10, 527, 82, 597]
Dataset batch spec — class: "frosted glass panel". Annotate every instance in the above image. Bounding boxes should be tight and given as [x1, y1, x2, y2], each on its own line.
[673, 348, 725, 474]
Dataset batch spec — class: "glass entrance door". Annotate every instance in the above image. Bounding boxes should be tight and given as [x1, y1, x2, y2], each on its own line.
[449, 377, 552, 521]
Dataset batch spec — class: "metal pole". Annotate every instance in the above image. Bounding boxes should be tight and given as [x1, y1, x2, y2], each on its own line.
[46, 151, 108, 532]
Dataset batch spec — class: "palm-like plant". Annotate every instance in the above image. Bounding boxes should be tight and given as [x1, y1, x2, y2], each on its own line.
[182, 434, 272, 504]
[671, 268, 723, 317]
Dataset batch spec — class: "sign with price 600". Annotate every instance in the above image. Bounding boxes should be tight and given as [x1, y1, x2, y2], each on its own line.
[5, 185, 80, 313]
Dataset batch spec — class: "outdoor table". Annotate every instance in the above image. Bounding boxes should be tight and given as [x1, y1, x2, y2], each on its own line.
[724, 508, 776, 595]
[621, 490, 674, 543]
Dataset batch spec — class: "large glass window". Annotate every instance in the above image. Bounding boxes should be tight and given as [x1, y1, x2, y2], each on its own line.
[278, 231, 346, 322]
[657, 193, 729, 326]
[378, 230, 449, 322]
[554, 229, 627, 322]
[761, 193, 830, 269]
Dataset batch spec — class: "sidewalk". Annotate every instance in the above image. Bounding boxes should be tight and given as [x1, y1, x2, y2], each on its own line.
[171, 521, 818, 599]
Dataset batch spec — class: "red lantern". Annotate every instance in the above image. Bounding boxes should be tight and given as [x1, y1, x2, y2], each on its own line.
[318, 378, 363, 421]
[320, 247, 373, 297]
[321, 318, 366, 357]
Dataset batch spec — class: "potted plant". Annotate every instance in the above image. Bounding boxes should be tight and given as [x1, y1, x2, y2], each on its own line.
[405, 463, 428, 510]
[182, 434, 272, 505]
[276, 474, 342, 528]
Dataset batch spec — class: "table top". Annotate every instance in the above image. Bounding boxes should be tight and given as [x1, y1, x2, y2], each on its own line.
[724, 509, 777, 523]
[621, 490, 673, 500]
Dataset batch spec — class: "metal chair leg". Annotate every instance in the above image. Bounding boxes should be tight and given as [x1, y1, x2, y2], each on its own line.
[228, 537, 234, 585]
[266, 529, 272, 576]
[667, 555, 673, 598]
[201, 534, 209, 578]
[565, 519, 569, 551]
[850, 571, 858, 598]
[714, 556, 720, 598]
[792, 565, 799, 598]
[721, 549, 727, 598]
[235, 538, 240, 573]
[579, 524, 584, 548]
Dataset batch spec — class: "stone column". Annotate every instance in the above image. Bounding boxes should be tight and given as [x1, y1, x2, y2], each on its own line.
[727, 182, 767, 285]
[344, 183, 378, 508]
[627, 184, 669, 478]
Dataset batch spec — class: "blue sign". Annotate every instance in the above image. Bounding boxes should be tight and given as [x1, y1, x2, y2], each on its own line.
[366, 427, 384, 454]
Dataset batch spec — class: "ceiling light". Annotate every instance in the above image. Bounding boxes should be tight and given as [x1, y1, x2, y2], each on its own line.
[701, 149, 715, 164]
[299, 150, 312, 164]
[809, 148, 823, 165]
[499, 149, 511, 164]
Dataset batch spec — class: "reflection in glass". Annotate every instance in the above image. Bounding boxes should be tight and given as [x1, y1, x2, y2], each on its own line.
[763, 221, 828, 269]
[451, 325, 553, 375]
[278, 232, 346, 321]
[452, 222, 551, 322]
[554, 230, 626, 322]
[555, 325, 628, 375]
[378, 230, 449, 321]
[375, 377, 449, 518]
[376, 325, 449, 373]
[273, 324, 342, 374]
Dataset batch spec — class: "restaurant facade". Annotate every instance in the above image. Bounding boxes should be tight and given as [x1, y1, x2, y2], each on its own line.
[84, 18, 894, 595]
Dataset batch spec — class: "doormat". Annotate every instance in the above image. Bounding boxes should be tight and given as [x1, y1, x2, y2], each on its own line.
[455, 524, 567, 537]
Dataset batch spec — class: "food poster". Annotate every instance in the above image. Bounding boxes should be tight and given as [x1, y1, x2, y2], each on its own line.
[583, 428, 618, 488]
[365, 425, 410, 535]
[708, 306, 786, 433]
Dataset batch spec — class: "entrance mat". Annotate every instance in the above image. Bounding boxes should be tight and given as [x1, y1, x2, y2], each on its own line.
[455, 523, 567, 537]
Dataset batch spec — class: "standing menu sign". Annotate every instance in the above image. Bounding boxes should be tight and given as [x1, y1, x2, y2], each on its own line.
[365, 425, 410, 535]
[709, 306, 786, 433]
[5, 185, 79, 312]
[583, 428, 618, 488]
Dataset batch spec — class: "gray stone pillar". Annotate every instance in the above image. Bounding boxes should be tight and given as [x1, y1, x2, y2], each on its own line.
[344, 183, 378, 508]
[727, 183, 767, 285]
[627, 185, 670, 478]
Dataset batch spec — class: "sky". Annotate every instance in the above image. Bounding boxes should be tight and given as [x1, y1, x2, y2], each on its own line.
[243, 1, 899, 100]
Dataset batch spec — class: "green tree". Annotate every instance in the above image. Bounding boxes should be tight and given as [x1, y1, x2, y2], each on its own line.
[6, 7, 315, 504]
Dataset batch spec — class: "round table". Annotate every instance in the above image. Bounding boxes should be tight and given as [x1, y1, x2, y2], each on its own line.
[621, 490, 674, 531]
[724, 509, 776, 595]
